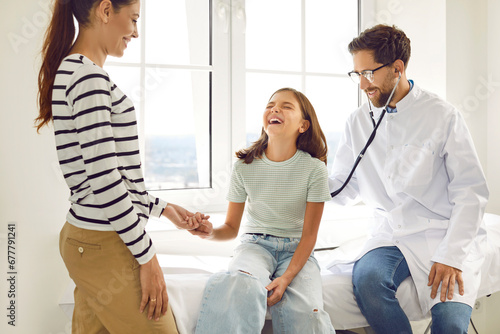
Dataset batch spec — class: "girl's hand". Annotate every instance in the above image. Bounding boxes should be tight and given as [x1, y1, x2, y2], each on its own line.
[266, 276, 292, 306]
[188, 220, 214, 239]
[184, 212, 210, 230]
[162, 203, 209, 230]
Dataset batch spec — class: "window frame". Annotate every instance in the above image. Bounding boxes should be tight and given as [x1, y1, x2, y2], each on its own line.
[105, 0, 232, 212]
[105, 0, 361, 214]
[146, 0, 233, 212]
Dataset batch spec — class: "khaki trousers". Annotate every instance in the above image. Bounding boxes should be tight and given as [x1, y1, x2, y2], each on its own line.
[59, 222, 178, 334]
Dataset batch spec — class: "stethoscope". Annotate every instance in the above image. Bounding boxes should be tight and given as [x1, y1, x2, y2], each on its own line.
[330, 71, 402, 198]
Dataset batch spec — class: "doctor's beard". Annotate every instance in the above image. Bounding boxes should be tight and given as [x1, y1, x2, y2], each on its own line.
[365, 73, 398, 108]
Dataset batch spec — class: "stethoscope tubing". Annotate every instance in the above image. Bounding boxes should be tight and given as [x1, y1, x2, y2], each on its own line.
[330, 72, 402, 198]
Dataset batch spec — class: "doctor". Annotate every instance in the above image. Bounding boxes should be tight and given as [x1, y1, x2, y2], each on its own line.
[329, 24, 489, 333]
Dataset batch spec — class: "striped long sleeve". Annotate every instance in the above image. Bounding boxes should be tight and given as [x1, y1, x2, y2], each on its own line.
[53, 54, 165, 264]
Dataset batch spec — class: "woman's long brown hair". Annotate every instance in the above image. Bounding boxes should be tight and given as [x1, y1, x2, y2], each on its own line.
[36, 0, 75, 132]
[236, 87, 328, 165]
[35, 0, 135, 132]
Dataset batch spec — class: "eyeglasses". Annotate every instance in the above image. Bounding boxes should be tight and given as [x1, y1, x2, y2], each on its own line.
[348, 63, 390, 84]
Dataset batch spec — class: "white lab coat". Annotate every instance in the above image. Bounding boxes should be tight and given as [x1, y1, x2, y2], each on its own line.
[328, 83, 489, 314]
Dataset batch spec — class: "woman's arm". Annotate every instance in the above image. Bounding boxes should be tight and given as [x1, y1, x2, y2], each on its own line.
[189, 201, 245, 241]
[266, 201, 324, 306]
[67, 66, 159, 265]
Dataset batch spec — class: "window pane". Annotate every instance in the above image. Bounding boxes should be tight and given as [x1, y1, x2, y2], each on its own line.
[145, 0, 210, 66]
[246, 0, 301, 71]
[144, 69, 210, 190]
[245, 73, 302, 145]
[306, 0, 358, 73]
[305, 76, 358, 169]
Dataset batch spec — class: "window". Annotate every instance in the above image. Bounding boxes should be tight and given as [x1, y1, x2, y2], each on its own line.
[106, 0, 212, 192]
[232, 0, 359, 168]
[105, 0, 359, 212]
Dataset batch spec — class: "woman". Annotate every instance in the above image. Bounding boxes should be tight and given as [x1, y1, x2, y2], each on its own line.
[35, 1, 204, 332]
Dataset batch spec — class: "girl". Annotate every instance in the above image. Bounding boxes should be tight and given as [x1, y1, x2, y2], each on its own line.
[191, 88, 335, 333]
[36, 1, 205, 332]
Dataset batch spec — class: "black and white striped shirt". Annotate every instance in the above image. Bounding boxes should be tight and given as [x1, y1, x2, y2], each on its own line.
[53, 54, 165, 265]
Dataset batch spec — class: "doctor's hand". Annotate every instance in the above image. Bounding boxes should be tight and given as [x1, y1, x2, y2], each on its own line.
[428, 262, 464, 302]
[266, 276, 292, 307]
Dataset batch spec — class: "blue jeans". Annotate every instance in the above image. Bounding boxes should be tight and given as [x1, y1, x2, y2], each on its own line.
[352, 246, 472, 334]
[195, 234, 335, 334]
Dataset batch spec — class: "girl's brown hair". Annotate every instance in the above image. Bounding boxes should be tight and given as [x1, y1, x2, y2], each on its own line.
[35, 0, 135, 132]
[236, 87, 328, 165]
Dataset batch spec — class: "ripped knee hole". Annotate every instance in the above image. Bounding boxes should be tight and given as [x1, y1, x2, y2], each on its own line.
[238, 270, 253, 276]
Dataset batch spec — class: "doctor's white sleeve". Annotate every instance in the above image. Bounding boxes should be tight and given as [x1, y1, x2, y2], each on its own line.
[431, 111, 489, 271]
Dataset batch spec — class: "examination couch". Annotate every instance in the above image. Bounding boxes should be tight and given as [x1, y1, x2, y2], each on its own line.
[59, 206, 500, 333]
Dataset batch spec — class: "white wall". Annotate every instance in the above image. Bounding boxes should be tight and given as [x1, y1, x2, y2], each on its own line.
[363, 0, 447, 98]
[0, 0, 499, 333]
[446, 0, 489, 191]
[1, 1, 73, 333]
[486, 0, 500, 215]
[481, 0, 500, 327]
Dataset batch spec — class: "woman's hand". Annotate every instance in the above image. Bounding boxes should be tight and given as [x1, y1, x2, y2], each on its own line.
[266, 275, 292, 306]
[162, 203, 209, 230]
[188, 220, 214, 239]
[139, 255, 168, 321]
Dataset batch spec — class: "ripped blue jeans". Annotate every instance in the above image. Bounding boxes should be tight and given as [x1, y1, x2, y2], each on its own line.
[195, 234, 335, 334]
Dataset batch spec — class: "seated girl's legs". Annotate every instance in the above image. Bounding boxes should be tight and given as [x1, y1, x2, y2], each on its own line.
[270, 246, 335, 333]
[430, 302, 472, 334]
[352, 246, 412, 334]
[59, 222, 178, 334]
[195, 236, 275, 334]
[229, 238, 277, 287]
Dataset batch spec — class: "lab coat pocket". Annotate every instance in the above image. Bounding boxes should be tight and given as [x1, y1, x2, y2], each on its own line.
[388, 145, 434, 189]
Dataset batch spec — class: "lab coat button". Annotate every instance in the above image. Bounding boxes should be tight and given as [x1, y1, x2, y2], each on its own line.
[395, 240, 399, 244]
[398, 225, 401, 229]
[78, 247, 84, 253]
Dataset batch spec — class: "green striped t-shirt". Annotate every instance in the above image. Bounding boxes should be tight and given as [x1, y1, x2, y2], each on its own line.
[227, 149, 331, 238]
